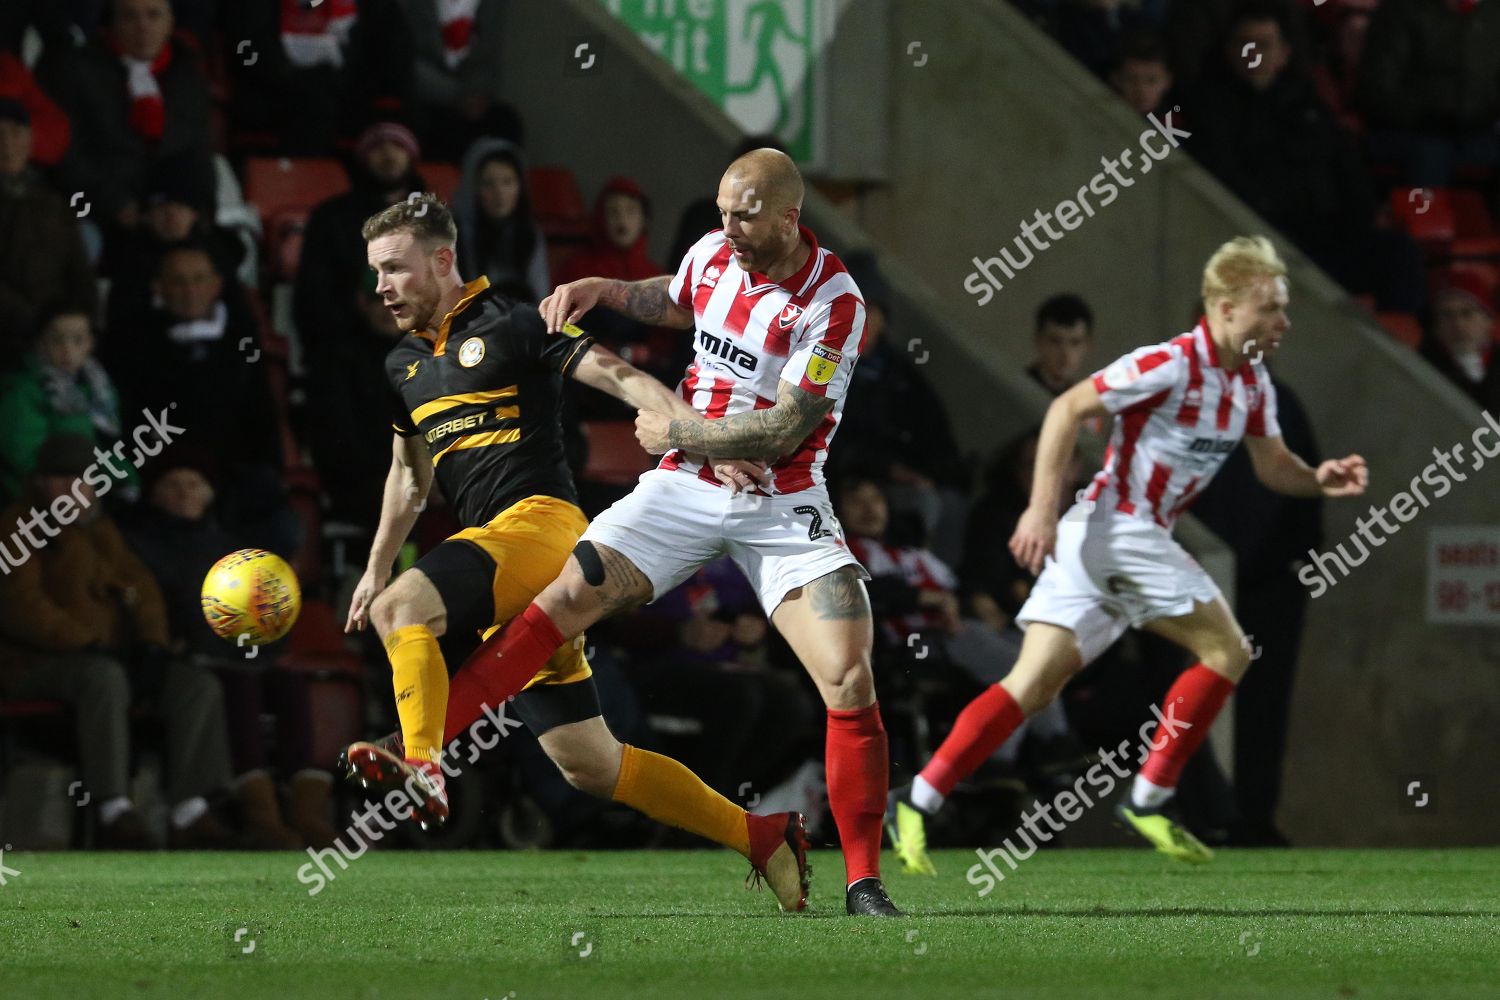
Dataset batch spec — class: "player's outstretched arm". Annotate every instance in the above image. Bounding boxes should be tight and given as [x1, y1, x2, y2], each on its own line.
[637, 378, 834, 463]
[1010, 379, 1107, 574]
[571, 344, 771, 493]
[1245, 436, 1368, 498]
[345, 434, 433, 632]
[540, 275, 694, 332]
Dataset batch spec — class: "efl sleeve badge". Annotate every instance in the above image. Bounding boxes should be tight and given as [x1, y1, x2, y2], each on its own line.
[806, 343, 843, 386]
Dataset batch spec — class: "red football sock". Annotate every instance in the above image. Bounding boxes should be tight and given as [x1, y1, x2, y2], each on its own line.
[1137, 663, 1235, 789]
[825, 703, 887, 886]
[442, 603, 565, 744]
[919, 684, 1025, 798]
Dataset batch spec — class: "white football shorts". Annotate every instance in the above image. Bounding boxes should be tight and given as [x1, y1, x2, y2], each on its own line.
[579, 469, 868, 615]
[1015, 505, 1222, 665]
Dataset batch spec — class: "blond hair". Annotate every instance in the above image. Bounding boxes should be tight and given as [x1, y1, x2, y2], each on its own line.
[1201, 236, 1286, 306]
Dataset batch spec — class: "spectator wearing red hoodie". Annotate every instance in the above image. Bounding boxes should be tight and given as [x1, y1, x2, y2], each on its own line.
[556, 176, 684, 412]
[0, 52, 69, 167]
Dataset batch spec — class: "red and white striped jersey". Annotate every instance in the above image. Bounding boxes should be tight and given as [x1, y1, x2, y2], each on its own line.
[660, 226, 867, 494]
[1082, 319, 1280, 529]
[847, 535, 958, 643]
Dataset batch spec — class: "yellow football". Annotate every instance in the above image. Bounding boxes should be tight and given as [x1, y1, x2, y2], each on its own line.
[200, 548, 302, 646]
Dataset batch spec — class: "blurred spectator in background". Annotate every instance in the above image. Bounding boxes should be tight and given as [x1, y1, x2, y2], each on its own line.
[1186, 1, 1425, 314]
[124, 448, 341, 849]
[1027, 292, 1094, 396]
[402, 0, 523, 160]
[103, 152, 242, 335]
[453, 137, 549, 301]
[0, 306, 135, 506]
[221, 0, 414, 155]
[104, 243, 296, 551]
[1420, 278, 1500, 411]
[0, 52, 70, 166]
[1108, 30, 1176, 118]
[295, 121, 428, 385]
[1051, 0, 1169, 80]
[0, 434, 236, 849]
[834, 253, 968, 560]
[837, 469, 1079, 775]
[35, 0, 212, 230]
[1193, 375, 1323, 846]
[556, 175, 681, 411]
[1358, 0, 1500, 187]
[0, 98, 97, 358]
[1163, 0, 1306, 90]
[306, 272, 408, 534]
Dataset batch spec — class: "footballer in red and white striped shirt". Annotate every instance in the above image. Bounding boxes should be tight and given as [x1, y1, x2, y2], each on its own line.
[887, 236, 1368, 878]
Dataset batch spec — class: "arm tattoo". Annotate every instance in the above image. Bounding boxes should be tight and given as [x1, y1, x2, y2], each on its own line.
[595, 544, 653, 617]
[667, 380, 834, 460]
[808, 567, 872, 622]
[608, 276, 673, 325]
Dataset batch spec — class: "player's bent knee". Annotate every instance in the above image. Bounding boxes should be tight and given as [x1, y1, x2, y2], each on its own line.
[813, 657, 875, 710]
[1203, 642, 1252, 682]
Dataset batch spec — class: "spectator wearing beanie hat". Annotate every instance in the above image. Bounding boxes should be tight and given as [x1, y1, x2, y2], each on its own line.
[295, 120, 430, 392]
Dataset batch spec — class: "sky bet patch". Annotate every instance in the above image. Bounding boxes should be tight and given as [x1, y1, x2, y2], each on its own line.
[806, 343, 842, 385]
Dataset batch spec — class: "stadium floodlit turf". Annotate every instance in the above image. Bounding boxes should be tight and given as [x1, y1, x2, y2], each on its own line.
[2, 848, 1496, 999]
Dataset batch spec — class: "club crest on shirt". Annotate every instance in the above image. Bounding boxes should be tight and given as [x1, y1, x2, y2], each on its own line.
[806, 343, 842, 386]
[405, 360, 421, 380]
[702, 265, 722, 289]
[458, 336, 485, 368]
[1245, 385, 1262, 410]
[778, 303, 804, 330]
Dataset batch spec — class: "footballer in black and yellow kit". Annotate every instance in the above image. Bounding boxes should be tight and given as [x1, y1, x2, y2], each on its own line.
[339, 195, 809, 912]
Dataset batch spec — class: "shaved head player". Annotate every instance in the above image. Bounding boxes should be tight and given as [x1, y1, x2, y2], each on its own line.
[434, 149, 903, 917]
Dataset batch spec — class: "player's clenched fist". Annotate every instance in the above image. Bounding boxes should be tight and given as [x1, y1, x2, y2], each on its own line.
[1009, 505, 1058, 576]
[540, 277, 609, 333]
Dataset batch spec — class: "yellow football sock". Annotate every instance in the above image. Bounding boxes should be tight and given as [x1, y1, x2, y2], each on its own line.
[611, 744, 750, 857]
[386, 625, 448, 765]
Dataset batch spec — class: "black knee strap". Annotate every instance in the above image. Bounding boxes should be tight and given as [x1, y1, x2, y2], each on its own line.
[573, 540, 606, 587]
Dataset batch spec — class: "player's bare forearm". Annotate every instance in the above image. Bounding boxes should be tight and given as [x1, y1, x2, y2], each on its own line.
[1247, 436, 1340, 497]
[666, 380, 833, 461]
[367, 437, 431, 575]
[1031, 381, 1102, 513]
[572, 345, 694, 419]
[600, 275, 694, 329]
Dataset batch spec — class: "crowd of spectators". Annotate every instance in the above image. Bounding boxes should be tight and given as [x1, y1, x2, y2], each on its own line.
[0, 0, 1491, 852]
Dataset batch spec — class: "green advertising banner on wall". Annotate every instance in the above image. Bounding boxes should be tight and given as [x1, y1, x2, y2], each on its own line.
[598, 0, 828, 163]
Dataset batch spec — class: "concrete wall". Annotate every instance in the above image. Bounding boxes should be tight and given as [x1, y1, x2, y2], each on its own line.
[503, 0, 1499, 844]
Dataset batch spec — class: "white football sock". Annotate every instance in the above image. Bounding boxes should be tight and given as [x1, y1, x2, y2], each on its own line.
[171, 795, 209, 830]
[1130, 775, 1175, 809]
[99, 796, 133, 826]
[909, 775, 944, 815]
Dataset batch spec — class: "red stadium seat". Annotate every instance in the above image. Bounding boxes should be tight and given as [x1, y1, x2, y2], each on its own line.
[243, 157, 349, 224]
[1377, 312, 1423, 350]
[1389, 186, 1456, 248]
[529, 166, 593, 241]
[421, 162, 461, 204]
[581, 420, 656, 486]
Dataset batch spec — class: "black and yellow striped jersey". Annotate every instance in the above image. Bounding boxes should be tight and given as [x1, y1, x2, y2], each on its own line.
[386, 277, 594, 528]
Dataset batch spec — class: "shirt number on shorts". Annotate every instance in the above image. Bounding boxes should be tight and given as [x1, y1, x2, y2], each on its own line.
[793, 505, 833, 541]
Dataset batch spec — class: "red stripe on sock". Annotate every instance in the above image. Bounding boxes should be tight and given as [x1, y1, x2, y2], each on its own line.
[920, 684, 1024, 797]
[443, 603, 565, 744]
[1138, 663, 1235, 788]
[825, 703, 887, 885]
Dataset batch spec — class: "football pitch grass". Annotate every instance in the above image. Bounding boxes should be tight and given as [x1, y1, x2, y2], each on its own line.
[3, 848, 1497, 999]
